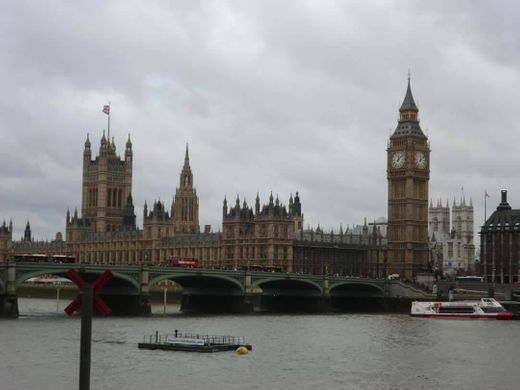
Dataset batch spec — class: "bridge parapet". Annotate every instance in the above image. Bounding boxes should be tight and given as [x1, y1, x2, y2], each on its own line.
[0, 263, 435, 315]
[389, 281, 433, 299]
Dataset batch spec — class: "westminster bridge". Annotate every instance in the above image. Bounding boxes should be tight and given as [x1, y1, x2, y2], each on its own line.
[0, 262, 433, 318]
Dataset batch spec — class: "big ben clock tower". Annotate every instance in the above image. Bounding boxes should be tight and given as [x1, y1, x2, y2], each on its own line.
[387, 77, 430, 279]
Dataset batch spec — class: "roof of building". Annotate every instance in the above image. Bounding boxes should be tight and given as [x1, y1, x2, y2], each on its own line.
[391, 122, 426, 139]
[390, 79, 426, 140]
[482, 191, 520, 231]
[399, 79, 419, 112]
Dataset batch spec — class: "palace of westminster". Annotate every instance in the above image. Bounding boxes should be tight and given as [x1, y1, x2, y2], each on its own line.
[3, 79, 517, 283]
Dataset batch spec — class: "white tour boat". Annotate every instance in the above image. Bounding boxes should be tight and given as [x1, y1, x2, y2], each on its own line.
[411, 298, 513, 320]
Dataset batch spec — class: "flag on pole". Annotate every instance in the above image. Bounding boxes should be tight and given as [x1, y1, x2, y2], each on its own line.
[485, 191, 490, 198]
[102, 105, 110, 115]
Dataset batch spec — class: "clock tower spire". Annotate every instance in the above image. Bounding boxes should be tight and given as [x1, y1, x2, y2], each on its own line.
[387, 77, 430, 279]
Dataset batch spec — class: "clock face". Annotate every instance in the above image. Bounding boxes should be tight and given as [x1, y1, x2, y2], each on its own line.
[415, 152, 426, 169]
[391, 151, 405, 168]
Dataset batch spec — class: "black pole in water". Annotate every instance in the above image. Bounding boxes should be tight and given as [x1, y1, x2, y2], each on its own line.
[79, 284, 93, 390]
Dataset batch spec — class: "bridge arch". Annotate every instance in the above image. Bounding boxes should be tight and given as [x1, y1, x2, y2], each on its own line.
[15, 269, 140, 291]
[253, 277, 323, 295]
[150, 274, 245, 294]
[329, 281, 385, 296]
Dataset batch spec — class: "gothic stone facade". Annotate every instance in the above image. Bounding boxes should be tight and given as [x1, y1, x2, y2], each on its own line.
[66, 134, 210, 265]
[387, 79, 430, 279]
[292, 223, 387, 278]
[221, 192, 303, 271]
[429, 197, 475, 275]
[0, 220, 12, 261]
[16, 124, 386, 276]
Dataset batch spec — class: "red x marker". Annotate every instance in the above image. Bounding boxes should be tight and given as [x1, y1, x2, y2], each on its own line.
[65, 269, 113, 316]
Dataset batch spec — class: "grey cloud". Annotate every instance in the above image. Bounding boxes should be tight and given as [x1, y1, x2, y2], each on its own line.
[1, 1, 519, 240]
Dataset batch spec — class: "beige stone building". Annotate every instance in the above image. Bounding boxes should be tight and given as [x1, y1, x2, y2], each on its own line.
[63, 132, 303, 269]
[220, 192, 303, 271]
[0, 220, 12, 261]
[11, 118, 387, 277]
[387, 78, 431, 279]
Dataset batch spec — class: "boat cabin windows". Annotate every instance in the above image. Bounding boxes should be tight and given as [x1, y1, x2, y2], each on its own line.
[481, 306, 506, 313]
[437, 306, 474, 314]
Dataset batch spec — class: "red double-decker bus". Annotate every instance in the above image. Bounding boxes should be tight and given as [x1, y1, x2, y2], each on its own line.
[169, 257, 200, 268]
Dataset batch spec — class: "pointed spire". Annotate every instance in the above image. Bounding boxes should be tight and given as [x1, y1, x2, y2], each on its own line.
[399, 75, 418, 112]
[178, 143, 193, 189]
[66, 208, 70, 223]
[24, 221, 32, 242]
[84, 133, 91, 148]
[223, 195, 228, 217]
[184, 143, 190, 168]
[255, 193, 260, 214]
[391, 75, 425, 139]
[126, 133, 132, 149]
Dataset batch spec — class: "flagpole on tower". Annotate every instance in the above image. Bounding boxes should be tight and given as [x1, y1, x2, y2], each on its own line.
[102, 103, 111, 140]
[484, 190, 490, 224]
[108, 101, 111, 141]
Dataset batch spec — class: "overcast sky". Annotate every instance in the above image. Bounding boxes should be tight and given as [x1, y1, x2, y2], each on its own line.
[1, 1, 519, 241]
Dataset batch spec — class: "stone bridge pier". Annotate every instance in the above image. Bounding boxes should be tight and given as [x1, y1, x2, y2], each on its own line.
[138, 265, 152, 315]
[0, 262, 19, 318]
[97, 265, 152, 316]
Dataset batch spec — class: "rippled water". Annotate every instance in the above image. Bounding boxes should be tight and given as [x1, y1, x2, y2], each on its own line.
[1, 298, 520, 389]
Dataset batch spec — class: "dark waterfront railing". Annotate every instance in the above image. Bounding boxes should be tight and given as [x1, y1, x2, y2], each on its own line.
[143, 332, 246, 346]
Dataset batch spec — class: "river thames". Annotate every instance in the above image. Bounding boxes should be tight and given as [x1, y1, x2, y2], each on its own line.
[1, 298, 520, 390]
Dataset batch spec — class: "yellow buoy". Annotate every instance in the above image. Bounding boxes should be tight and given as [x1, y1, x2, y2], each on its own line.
[236, 346, 249, 355]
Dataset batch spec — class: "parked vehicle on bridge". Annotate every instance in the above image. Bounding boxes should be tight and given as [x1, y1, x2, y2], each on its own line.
[455, 276, 483, 283]
[169, 257, 200, 268]
[14, 254, 76, 263]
